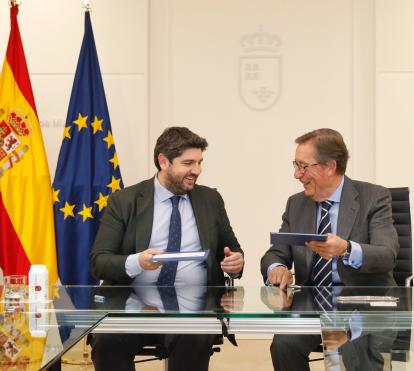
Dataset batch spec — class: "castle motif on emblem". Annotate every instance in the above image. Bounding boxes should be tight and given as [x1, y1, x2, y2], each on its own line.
[0, 109, 31, 177]
[239, 26, 282, 111]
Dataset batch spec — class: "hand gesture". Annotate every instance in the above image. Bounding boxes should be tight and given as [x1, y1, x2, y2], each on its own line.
[268, 266, 293, 290]
[220, 247, 244, 274]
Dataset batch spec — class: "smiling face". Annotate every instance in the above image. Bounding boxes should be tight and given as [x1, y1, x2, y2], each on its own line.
[157, 148, 203, 194]
[294, 140, 341, 202]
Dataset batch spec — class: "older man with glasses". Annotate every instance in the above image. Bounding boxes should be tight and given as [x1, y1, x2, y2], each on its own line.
[260, 128, 399, 371]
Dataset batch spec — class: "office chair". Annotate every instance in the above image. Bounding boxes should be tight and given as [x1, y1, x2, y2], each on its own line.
[310, 187, 412, 363]
[388, 187, 412, 362]
[134, 336, 224, 368]
[388, 187, 412, 286]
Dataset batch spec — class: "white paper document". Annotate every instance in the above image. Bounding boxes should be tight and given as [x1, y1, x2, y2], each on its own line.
[150, 250, 209, 262]
[336, 296, 398, 303]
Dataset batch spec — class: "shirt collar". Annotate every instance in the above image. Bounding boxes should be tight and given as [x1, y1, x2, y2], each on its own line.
[326, 175, 344, 204]
[154, 174, 189, 203]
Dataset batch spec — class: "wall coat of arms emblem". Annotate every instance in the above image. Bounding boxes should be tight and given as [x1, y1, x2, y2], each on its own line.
[239, 26, 282, 111]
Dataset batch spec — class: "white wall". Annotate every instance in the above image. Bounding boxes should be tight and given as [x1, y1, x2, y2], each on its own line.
[1, 1, 413, 287]
[376, 0, 414, 192]
[0, 0, 149, 187]
[149, 0, 378, 285]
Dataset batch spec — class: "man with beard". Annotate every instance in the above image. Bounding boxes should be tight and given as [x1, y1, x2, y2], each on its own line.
[260, 128, 398, 371]
[90, 126, 244, 371]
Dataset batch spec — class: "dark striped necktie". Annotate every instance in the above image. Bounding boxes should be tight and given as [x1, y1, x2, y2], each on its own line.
[311, 200, 333, 286]
[157, 195, 181, 286]
[313, 286, 333, 313]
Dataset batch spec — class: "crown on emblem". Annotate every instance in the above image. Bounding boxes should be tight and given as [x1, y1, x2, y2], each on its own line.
[9, 111, 30, 136]
[240, 26, 281, 53]
[0, 110, 31, 174]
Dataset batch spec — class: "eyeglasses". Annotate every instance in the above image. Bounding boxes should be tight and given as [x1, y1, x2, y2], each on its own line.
[292, 161, 320, 173]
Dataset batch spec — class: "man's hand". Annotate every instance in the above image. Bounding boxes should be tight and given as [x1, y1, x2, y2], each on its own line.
[139, 249, 164, 270]
[306, 234, 347, 260]
[220, 247, 244, 274]
[322, 330, 349, 352]
[220, 288, 245, 313]
[268, 266, 293, 290]
[263, 286, 294, 309]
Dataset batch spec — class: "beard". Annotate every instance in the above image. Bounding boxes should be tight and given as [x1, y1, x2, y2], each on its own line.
[164, 169, 197, 195]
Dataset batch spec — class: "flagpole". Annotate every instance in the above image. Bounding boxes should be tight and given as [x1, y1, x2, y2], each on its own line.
[60, 0, 123, 364]
[59, 0, 93, 360]
[62, 8, 93, 368]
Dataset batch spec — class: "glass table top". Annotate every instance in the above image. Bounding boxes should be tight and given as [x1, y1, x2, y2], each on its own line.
[0, 295, 106, 370]
[1, 284, 413, 370]
[56, 285, 414, 371]
[55, 285, 413, 318]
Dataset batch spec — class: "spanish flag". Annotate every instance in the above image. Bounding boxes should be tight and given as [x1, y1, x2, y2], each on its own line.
[0, 4, 58, 284]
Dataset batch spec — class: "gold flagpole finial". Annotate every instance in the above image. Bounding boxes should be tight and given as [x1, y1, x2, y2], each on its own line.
[10, 0, 22, 7]
[82, 0, 92, 12]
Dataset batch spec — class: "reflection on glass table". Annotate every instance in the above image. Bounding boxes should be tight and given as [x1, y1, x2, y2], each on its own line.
[0, 285, 106, 370]
[51, 284, 414, 370]
[57, 285, 248, 315]
[320, 286, 413, 371]
[56, 285, 414, 317]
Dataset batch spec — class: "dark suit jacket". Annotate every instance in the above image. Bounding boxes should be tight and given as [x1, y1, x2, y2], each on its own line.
[90, 177, 242, 286]
[261, 176, 399, 286]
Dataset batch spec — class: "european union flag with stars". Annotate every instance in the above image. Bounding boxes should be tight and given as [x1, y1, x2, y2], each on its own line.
[53, 11, 123, 285]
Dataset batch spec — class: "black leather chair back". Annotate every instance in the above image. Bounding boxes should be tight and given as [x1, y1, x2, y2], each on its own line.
[388, 187, 412, 362]
[388, 187, 412, 286]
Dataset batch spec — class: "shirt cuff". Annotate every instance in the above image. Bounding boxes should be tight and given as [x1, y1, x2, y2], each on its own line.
[342, 241, 363, 269]
[125, 253, 143, 278]
[228, 272, 242, 279]
[266, 263, 287, 285]
[125, 292, 148, 311]
[348, 309, 363, 341]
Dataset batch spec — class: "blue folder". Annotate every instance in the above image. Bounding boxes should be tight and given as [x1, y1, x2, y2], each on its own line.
[270, 232, 328, 246]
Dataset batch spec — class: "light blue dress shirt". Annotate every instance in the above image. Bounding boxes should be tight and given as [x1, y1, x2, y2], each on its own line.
[125, 285, 207, 312]
[125, 176, 207, 286]
[268, 176, 363, 283]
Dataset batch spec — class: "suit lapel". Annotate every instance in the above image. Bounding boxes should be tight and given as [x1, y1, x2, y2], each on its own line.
[304, 198, 318, 270]
[337, 176, 359, 239]
[303, 197, 317, 234]
[189, 186, 208, 251]
[189, 187, 215, 283]
[135, 178, 155, 251]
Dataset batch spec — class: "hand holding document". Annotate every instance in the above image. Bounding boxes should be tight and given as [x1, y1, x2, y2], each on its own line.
[139, 249, 164, 270]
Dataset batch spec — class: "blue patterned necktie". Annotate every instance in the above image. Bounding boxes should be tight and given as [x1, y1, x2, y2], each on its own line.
[311, 200, 333, 286]
[157, 195, 182, 286]
[158, 286, 179, 311]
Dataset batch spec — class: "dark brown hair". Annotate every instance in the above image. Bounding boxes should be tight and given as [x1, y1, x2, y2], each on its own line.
[154, 127, 208, 170]
[295, 128, 349, 174]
